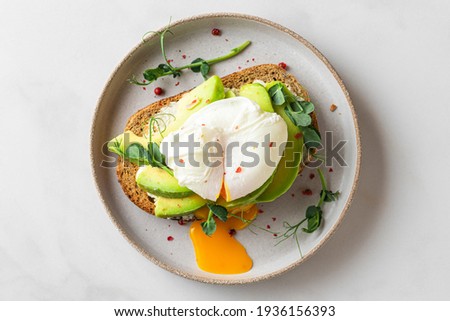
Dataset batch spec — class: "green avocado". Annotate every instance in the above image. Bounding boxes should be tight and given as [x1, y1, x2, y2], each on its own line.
[218, 172, 275, 208]
[256, 83, 304, 203]
[153, 75, 225, 143]
[155, 194, 206, 218]
[224, 89, 236, 98]
[239, 83, 274, 112]
[136, 166, 193, 198]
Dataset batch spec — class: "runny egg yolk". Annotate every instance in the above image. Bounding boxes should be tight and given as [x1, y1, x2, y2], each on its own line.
[190, 204, 259, 274]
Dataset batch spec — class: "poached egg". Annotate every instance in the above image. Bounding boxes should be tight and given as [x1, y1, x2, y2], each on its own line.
[161, 97, 288, 202]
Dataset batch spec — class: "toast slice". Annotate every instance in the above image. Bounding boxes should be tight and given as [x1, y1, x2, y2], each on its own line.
[116, 64, 319, 214]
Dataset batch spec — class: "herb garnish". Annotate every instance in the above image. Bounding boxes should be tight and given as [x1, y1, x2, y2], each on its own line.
[129, 25, 251, 86]
[276, 168, 339, 256]
[266, 81, 341, 254]
[108, 115, 174, 176]
[268, 82, 321, 149]
[201, 204, 228, 236]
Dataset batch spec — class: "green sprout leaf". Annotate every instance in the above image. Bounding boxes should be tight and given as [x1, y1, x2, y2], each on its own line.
[289, 100, 304, 112]
[157, 63, 172, 72]
[147, 142, 165, 166]
[200, 62, 210, 79]
[124, 143, 149, 166]
[300, 101, 315, 114]
[143, 66, 168, 83]
[286, 110, 312, 127]
[268, 83, 286, 106]
[201, 216, 217, 236]
[303, 205, 322, 233]
[207, 204, 228, 222]
[190, 58, 206, 73]
[302, 127, 322, 149]
[200, 204, 229, 236]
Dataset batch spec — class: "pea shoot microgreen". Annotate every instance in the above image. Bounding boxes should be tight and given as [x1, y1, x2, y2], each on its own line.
[276, 167, 340, 256]
[129, 25, 251, 86]
[108, 115, 174, 176]
[266, 82, 340, 254]
[268, 82, 321, 149]
[201, 204, 228, 236]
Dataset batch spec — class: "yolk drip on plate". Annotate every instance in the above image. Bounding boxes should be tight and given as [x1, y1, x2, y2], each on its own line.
[190, 204, 258, 274]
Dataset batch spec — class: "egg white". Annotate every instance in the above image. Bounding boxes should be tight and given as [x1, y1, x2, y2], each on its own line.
[161, 97, 288, 201]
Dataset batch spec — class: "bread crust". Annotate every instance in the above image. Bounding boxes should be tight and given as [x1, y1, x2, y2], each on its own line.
[116, 64, 319, 214]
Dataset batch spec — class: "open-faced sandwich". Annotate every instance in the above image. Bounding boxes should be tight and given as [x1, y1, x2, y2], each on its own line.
[108, 64, 321, 274]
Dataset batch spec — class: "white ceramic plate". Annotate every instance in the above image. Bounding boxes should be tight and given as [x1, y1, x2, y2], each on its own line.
[91, 13, 360, 284]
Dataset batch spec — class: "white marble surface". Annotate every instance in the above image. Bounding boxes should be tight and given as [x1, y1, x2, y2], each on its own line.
[1, 0, 449, 300]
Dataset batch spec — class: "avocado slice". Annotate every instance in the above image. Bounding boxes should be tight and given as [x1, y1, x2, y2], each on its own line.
[153, 75, 225, 143]
[136, 166, 193, 198]
[155, 194, 207, 218]
[239, 83, 274, 112]
[224, 89, 236, 98]
[256, 84, 304, 203]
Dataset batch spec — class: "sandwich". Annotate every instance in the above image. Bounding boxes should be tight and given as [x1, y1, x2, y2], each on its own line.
[107, 64, 320, 274]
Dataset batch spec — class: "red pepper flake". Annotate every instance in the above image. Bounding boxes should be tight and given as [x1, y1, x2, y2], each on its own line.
[252, 58, 255, 62]
[229, 229, 236, 236]
[278, 62, 287, 69]
[272, 217, 276, 221]
[179, 159, 185, 164]
[269, 142, 274, 147]
[182, 54, 186, 59]
[211, 28, 221, 36]
[205, 99, 210, 103]
[246, 59, 249, 63]
[294, 132, 302, 139]
[191, 99, 197, 104]
[309, 173, 315, 180]
[154, 87, 163, 95]
[238, 66, 242, 70]
[201, 123, 206, 126]
[266, 225, 271, 229]
[273, 233, 278, 237]
[235, 166, 242, 173]
[330, 104, 338, 112]
[175, 82, 180, 86]
[167, 236, 174, 241]
[167, 59, 173, 63]
[178, 219, 185, 226]
[291, 193, 295, 197]
[142, 87, 146, 91]
[302, 189, 313, 196]
[142, 80, 146, 83]
[329, 168, 334, 172]
[258, 209, 264, 214]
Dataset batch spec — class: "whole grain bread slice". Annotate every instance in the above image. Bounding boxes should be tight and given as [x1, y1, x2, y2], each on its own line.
[116, 64, 319, 214]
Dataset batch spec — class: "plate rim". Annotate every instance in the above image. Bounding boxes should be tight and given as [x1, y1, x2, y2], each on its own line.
[90, 12, 362, 285]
